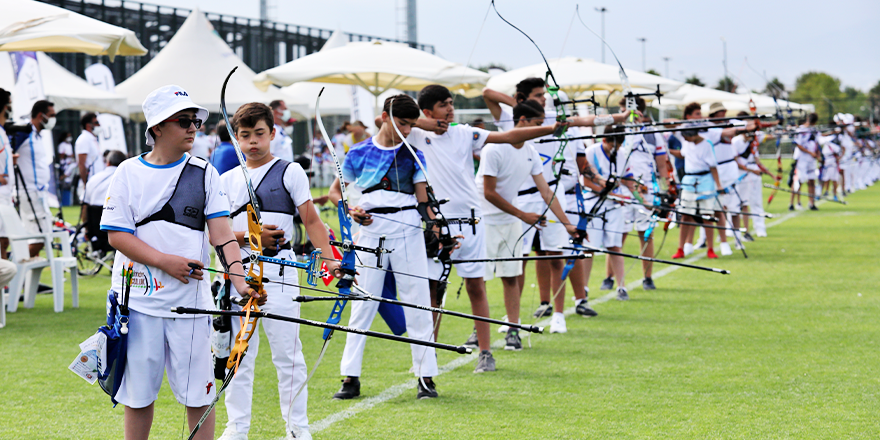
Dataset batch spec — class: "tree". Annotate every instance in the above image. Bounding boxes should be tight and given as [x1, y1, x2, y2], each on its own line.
[685, 75, 705, 87]
[645, 69, 661, 76]
[789, 72, 845, 123]
[715, 76, 737, 93]
[764, 77, 786, 97]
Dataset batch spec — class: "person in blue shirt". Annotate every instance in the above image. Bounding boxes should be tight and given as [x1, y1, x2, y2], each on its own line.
[210, 120, 239, 175]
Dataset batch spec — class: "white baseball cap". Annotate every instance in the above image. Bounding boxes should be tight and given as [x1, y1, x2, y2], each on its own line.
[142, 84, 208, 146]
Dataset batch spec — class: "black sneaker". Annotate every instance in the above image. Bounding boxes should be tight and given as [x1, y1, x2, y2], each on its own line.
[462, 330, 479, 349]
[810, 205, 819, 211]
[474, 350, 496, 373]
[533, 302, 553, 318]
[575, 300, 598, 317]
[333, 377, 360, 400]
[416, 377, 438, 399]
[600, 277, 614, 291]
[616, 287, 630, 301]
[788, 205, 795, 211]
[642, 277, 656, 290]
[742, 232, 755, 242]
[504, 329, 522, 351]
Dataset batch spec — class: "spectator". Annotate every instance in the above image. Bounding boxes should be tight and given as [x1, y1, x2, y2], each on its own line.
[75, 112, 103, 186]
[269, 100, 294, 162]
[9, 99, 55, 257]
[0, 88, 13, 258]
[190, 123, 212, 160]
[82, 149, 126, 255]
[210, 120, 239, 175]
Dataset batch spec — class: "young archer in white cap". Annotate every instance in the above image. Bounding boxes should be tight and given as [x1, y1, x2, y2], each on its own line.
[100, 85, 264, 440]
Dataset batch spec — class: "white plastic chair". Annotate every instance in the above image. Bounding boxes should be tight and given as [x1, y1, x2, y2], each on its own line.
[0, 205, 77, 313]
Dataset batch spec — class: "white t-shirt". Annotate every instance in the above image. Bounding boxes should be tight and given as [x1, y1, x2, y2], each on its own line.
[475, 142, 542, 225]
[821, 140, 841, 166]
[794, 128, 819, 166]
[408, 124, 489, 217]
[584, 142, 629, 206]
[75, 130, 104, 180]
[83, 165, 116, 206]
[58, 140, 73, 157]
[682, 129, 722, 174]
[222, 158, 312, 276]
[190, 132, 212, 160]
[101, 154, 229, 318]
[0, 126, 13, 200]
[16, 126, 51, 192]
[270, 123, 294, 163]
[732, 132, 766, 169]
[621, 130, 667, 182]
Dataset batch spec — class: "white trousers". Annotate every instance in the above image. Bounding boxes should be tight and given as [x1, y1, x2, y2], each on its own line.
[224, 279, 309, 434]
[739, 172, 766, 235]
[340, 233, 438, 378]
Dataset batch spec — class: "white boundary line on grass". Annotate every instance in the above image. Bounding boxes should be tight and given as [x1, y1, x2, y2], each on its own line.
[309, 204, 814, 434]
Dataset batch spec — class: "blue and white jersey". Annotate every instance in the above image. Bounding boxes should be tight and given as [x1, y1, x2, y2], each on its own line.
[342, 136, 427, 239]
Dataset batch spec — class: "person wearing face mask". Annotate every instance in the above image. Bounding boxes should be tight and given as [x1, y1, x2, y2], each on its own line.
[75, 113, 103, 189]
[269, 100, 294, 163]
[9, 100, 55, 257]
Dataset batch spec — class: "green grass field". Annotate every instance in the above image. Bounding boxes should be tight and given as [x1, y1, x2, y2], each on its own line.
[1, 182, 878, 439]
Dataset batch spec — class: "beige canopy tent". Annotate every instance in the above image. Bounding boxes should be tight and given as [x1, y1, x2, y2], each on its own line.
[116, 9, 304, 122]
[254, 40, 489, 109]
[0, 0, 146, 60]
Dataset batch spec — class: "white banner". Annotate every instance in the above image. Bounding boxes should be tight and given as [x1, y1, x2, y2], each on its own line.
[84, 64, 128, 155]
[8, 52, 45, 125]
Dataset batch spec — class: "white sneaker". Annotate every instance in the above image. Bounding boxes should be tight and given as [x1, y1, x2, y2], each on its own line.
[496, 316, 520, 333]
[719, 242, 733, 256]
[549, 313, 567, 333]
[286, 427, 312, 440]
[694, 236, 706, 249]
[218, 428, 248, 440]
[683, 242, 694, 256]
[756, 231, 767, 238]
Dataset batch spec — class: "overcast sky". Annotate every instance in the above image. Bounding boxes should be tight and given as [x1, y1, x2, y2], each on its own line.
[146, 0, 880, 92]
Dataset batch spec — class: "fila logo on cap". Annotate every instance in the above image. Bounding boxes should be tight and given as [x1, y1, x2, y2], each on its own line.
[174, 91, 189, 97]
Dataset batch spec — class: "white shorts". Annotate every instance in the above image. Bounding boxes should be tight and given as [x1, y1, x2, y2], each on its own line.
[796, 159, 818, 183]
[427, 220, 486, 279]
[0, 192, 12, 237]
[720, 186, 744, 210]
[484, 222, 523, 280]
[115, 309, 216, 409]
[623, 203, 653, 232]
[820, 165, 839, 182]
[519, 200, 569, 253]
[586, 207, 624, 249]
[680, 190, 720, 217]
[17, 190, 52, 243]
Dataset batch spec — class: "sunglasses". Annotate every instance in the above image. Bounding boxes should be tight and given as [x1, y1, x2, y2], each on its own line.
[165, 117, 202, 129]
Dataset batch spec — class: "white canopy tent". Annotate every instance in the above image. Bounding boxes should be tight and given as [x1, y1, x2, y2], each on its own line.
[280, 30, 403, 117]
[0, 51, 128, 116]
[484, 57, 682, 102]
[253, 40, 489, 109]
[0, 0, 146, 60]
[116, 9, 305, 122]
[657, 84, 814, 115]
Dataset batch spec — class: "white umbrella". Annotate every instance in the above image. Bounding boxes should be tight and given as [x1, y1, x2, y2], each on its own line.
[0, 0, 146, 61]
[116, 9, 304, 122]
[253, 40, 489, 106]
[485, 57, 681, 99]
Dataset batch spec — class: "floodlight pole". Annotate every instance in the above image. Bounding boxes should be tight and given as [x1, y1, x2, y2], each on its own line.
[637, 38, 647, 72]
[662, 57, 671, 78]
[595, 7, 607, 63]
